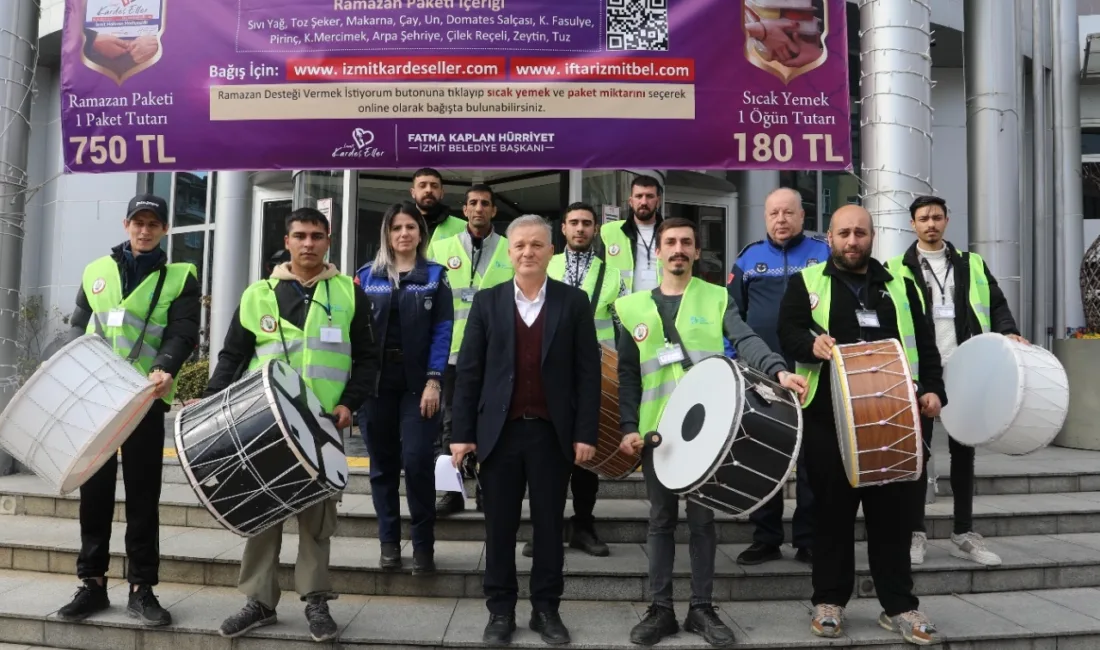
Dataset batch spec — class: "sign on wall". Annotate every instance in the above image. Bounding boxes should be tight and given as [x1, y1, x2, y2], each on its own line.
[61, 0, 851, 172]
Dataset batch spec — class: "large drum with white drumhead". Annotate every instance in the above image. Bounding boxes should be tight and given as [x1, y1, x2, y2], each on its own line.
[940, 333, 1069, 455]
[652, 356, 802, 516]
[0, 334, 157, 494]
[175, 359, 349, 537]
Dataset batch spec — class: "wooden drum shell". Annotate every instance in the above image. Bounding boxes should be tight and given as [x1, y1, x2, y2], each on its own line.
[577, 345, 642, 479]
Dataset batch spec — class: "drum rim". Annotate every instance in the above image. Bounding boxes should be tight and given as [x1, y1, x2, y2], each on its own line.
[832, 339, 923, 488]
[654, 356, 745, 493]
[0, 334, 157, 495]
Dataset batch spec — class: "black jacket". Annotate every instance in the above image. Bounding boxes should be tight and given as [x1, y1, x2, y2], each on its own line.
[777, 257, 947, 422]
[204, 278, 380, 412]
[69, 243, 201, 404]
[896, 241, 1020, 342]
[451, 278, 602, 462]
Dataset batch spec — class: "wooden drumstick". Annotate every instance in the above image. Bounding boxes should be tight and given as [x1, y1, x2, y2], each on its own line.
[644, 432, 663, 448]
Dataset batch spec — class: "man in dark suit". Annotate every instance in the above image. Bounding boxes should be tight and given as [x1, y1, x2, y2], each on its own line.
[451, 214, 602, 646]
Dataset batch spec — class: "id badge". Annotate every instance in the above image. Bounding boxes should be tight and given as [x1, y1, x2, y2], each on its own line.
[856, 310, 881, 328]
[460, 288, 477, 302]
[933, 304, 954, 320]
[319, 327, 342, 344]
[657, 343, 686, 366]
[106, 309, 126, 327]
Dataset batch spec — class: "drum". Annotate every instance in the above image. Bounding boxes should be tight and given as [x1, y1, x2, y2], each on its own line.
[651, 356, 802, 516]
[830, 339, 922, 488]
[940, 333, 1069, 455]
[578, 345, 642, 479]
[175, 359, 349, 537]
[0, 334, 157, 495]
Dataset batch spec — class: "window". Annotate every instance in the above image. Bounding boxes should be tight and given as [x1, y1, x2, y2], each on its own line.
[160, 171, 217, 355]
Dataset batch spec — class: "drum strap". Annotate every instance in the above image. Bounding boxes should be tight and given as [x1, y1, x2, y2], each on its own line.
[126, 268, 167, 363]
[589, 256, 607, 315]
[662, 306, 692, 372]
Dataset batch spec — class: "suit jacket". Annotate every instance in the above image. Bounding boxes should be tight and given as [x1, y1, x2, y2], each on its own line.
[451, 277, 602, 462]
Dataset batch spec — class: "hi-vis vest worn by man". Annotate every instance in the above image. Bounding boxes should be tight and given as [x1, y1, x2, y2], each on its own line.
[614, 277, 727, 436]
[82, 258, 196, 405]
[884, 252, 992, 333]
[547, 253, 620, 346]
[425, 215, 467, 259]
[431, 233, 514, 364]
[601, 220, 663, 293]
[239, 276, 356, 412]
[794, 262, 919, 407]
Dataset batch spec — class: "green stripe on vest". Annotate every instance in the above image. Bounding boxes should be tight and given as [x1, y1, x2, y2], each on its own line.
[547, 254, 620, 347]
[884, 251, 991, 332]
[430, 234, 514, 361]
[425, 215, 467, 260]
[600, 220, 662, 294]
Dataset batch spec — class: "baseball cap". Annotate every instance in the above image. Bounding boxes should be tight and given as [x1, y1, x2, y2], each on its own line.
[126, 194, 169, 224]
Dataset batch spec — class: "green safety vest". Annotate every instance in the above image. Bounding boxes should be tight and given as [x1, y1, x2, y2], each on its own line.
[239, 276, 356, 412]
[430, 234, 514, 362]
[601, 220, 663, 293]
[884, 251, 992, 332]
[425, 215, 468, 260]
[547, 253, 620, 347]
[794, 263, 919, 407]
[82, 257, 197, 405]
[614, 277, 727, 437]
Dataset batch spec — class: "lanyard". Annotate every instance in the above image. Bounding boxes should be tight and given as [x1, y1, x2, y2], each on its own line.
[268, 279, 333, 363]
[838, 274, 868, 309]
[637, 228, 656, 264]
[921, 259, 952, 304]
[470, 239, 485, 285]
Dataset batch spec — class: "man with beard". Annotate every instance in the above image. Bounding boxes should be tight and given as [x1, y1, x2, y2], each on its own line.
[616, 217, 807, 647]
[885, 195, 1025, 568]
[777, 205, 943, 646]
[520, 202, 626, 560]
[601, 174, 664, 293]
[432, 184, 514, 516]
[410, 167, 467, 256]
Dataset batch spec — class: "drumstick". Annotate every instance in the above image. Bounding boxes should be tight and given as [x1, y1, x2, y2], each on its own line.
[643, 432, 663, 448]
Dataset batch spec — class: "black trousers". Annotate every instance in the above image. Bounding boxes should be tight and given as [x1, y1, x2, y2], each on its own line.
[914, 415, 975, 535]
[480, 418, 571, 615]
[77, 405, 165, 585]
[804, 411, 919, 616]
[748, 442, 814, 549]
[570, 466, 599, 532]
[434, 364, 458, 458]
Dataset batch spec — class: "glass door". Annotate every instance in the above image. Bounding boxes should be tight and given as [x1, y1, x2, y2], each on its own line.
[251, 187, 294, 282]
[664, 190, 738, 286]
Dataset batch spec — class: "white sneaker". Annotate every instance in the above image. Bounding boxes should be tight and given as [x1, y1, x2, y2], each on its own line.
[951, 531, 1002, 566]
[910, 532, 926, 565]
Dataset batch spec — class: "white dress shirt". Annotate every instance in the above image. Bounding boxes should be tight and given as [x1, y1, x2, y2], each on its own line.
[514, 277, 548, 326]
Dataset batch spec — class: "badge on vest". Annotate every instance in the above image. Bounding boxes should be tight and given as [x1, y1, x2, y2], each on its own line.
[107, 309, 125, 327]
[856, 310, 881, 328]
[632, 323, 649, 342]
[447, 256, 462, 269]
[92, 278, 106, 295]
[319, 327, 342, 344]
[808, 292, 820, 310]
[608, 244, 621, 256]
[933, 304, 954, 319]
[424, 297, 433, 311]
[260, 315, 278, 333]
[460, 288, 477, 302]
[657, 343, 686, 366]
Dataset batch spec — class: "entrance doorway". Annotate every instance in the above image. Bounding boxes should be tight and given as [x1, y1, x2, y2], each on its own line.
[664, 189, 738, 286]
[251, 187, 294, 282]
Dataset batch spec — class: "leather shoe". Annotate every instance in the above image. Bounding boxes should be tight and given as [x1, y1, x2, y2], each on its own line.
[436, 493, 465, 517]
[483, 613, 516, 645]
[795, 547, 813, 565]
[530, 610, 571, 645]
[569, 528, 610, 557]
[522, 541, 533, 558]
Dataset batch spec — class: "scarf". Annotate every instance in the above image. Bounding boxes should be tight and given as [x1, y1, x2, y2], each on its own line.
[564, 249, 595, 288]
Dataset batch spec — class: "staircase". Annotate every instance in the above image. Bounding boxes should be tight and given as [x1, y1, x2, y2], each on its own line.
[3, 431, 1100, 648]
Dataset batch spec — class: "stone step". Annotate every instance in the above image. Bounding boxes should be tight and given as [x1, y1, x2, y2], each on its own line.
[3, 568, 1100, 650]
[5, 473, 1100, 543]
[3, 515, 1100, 603]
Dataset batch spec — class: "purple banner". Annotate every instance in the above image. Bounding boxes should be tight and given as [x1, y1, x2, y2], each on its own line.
[61, 0, 851, 172]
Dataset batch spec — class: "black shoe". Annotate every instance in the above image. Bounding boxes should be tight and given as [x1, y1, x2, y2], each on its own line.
[380, 542, 402, 570]
[736, 542, 782, 565]
[630, 604, 679, 645]
[219, 599, 277, 638]
[412, 549, 436, 575]
[530, 610, 571, 645]
[127, 585, 171, 626]
[436, 492, 465, 517]
[569, 528, 610, 557]
[522, 541, 534, 558]
[475, 485, 484, 512]
[684, 604, 736, 647]
[57, 578, 110, 622]
[795, 547, 813, 565]
[305, 596, 338, 642]
[483, 613, 517, 644]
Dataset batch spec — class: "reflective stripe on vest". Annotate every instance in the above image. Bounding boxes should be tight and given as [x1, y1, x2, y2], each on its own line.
[547, 254, 619, 346]
[614, 277, 727, 436]
[794, 263, 919, 407]
[239, 276, 356, 412]
[431, 234, 514, 363]
[885, 251, 992, 333]
[82, 257, 196, 405]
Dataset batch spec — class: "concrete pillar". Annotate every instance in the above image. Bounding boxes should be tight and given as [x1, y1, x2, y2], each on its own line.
[965, 0, 1023, 323]
[738, 170, 780, 248]
[1052, 0, 1084, 336]
[208, 172, 253, 368]
[858, 0, 934, 260]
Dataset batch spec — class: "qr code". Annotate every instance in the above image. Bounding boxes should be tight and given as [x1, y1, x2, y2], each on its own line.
[606, 0, 669, 51]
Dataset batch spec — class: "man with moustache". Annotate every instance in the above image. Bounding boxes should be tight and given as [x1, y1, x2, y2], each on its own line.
[885, 195, 1025, 568]
[616, 217, 807, 647]
[601, 174, 664, 293]
[433, 184, 514, 516]
[520, 202, 627, 560]
[778, 205, 943, 646]
[410, 167, 467, 256]
[728, 187, 827, 567]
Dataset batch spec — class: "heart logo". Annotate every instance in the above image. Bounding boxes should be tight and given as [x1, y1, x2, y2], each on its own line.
[352, 128, 374, 150]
